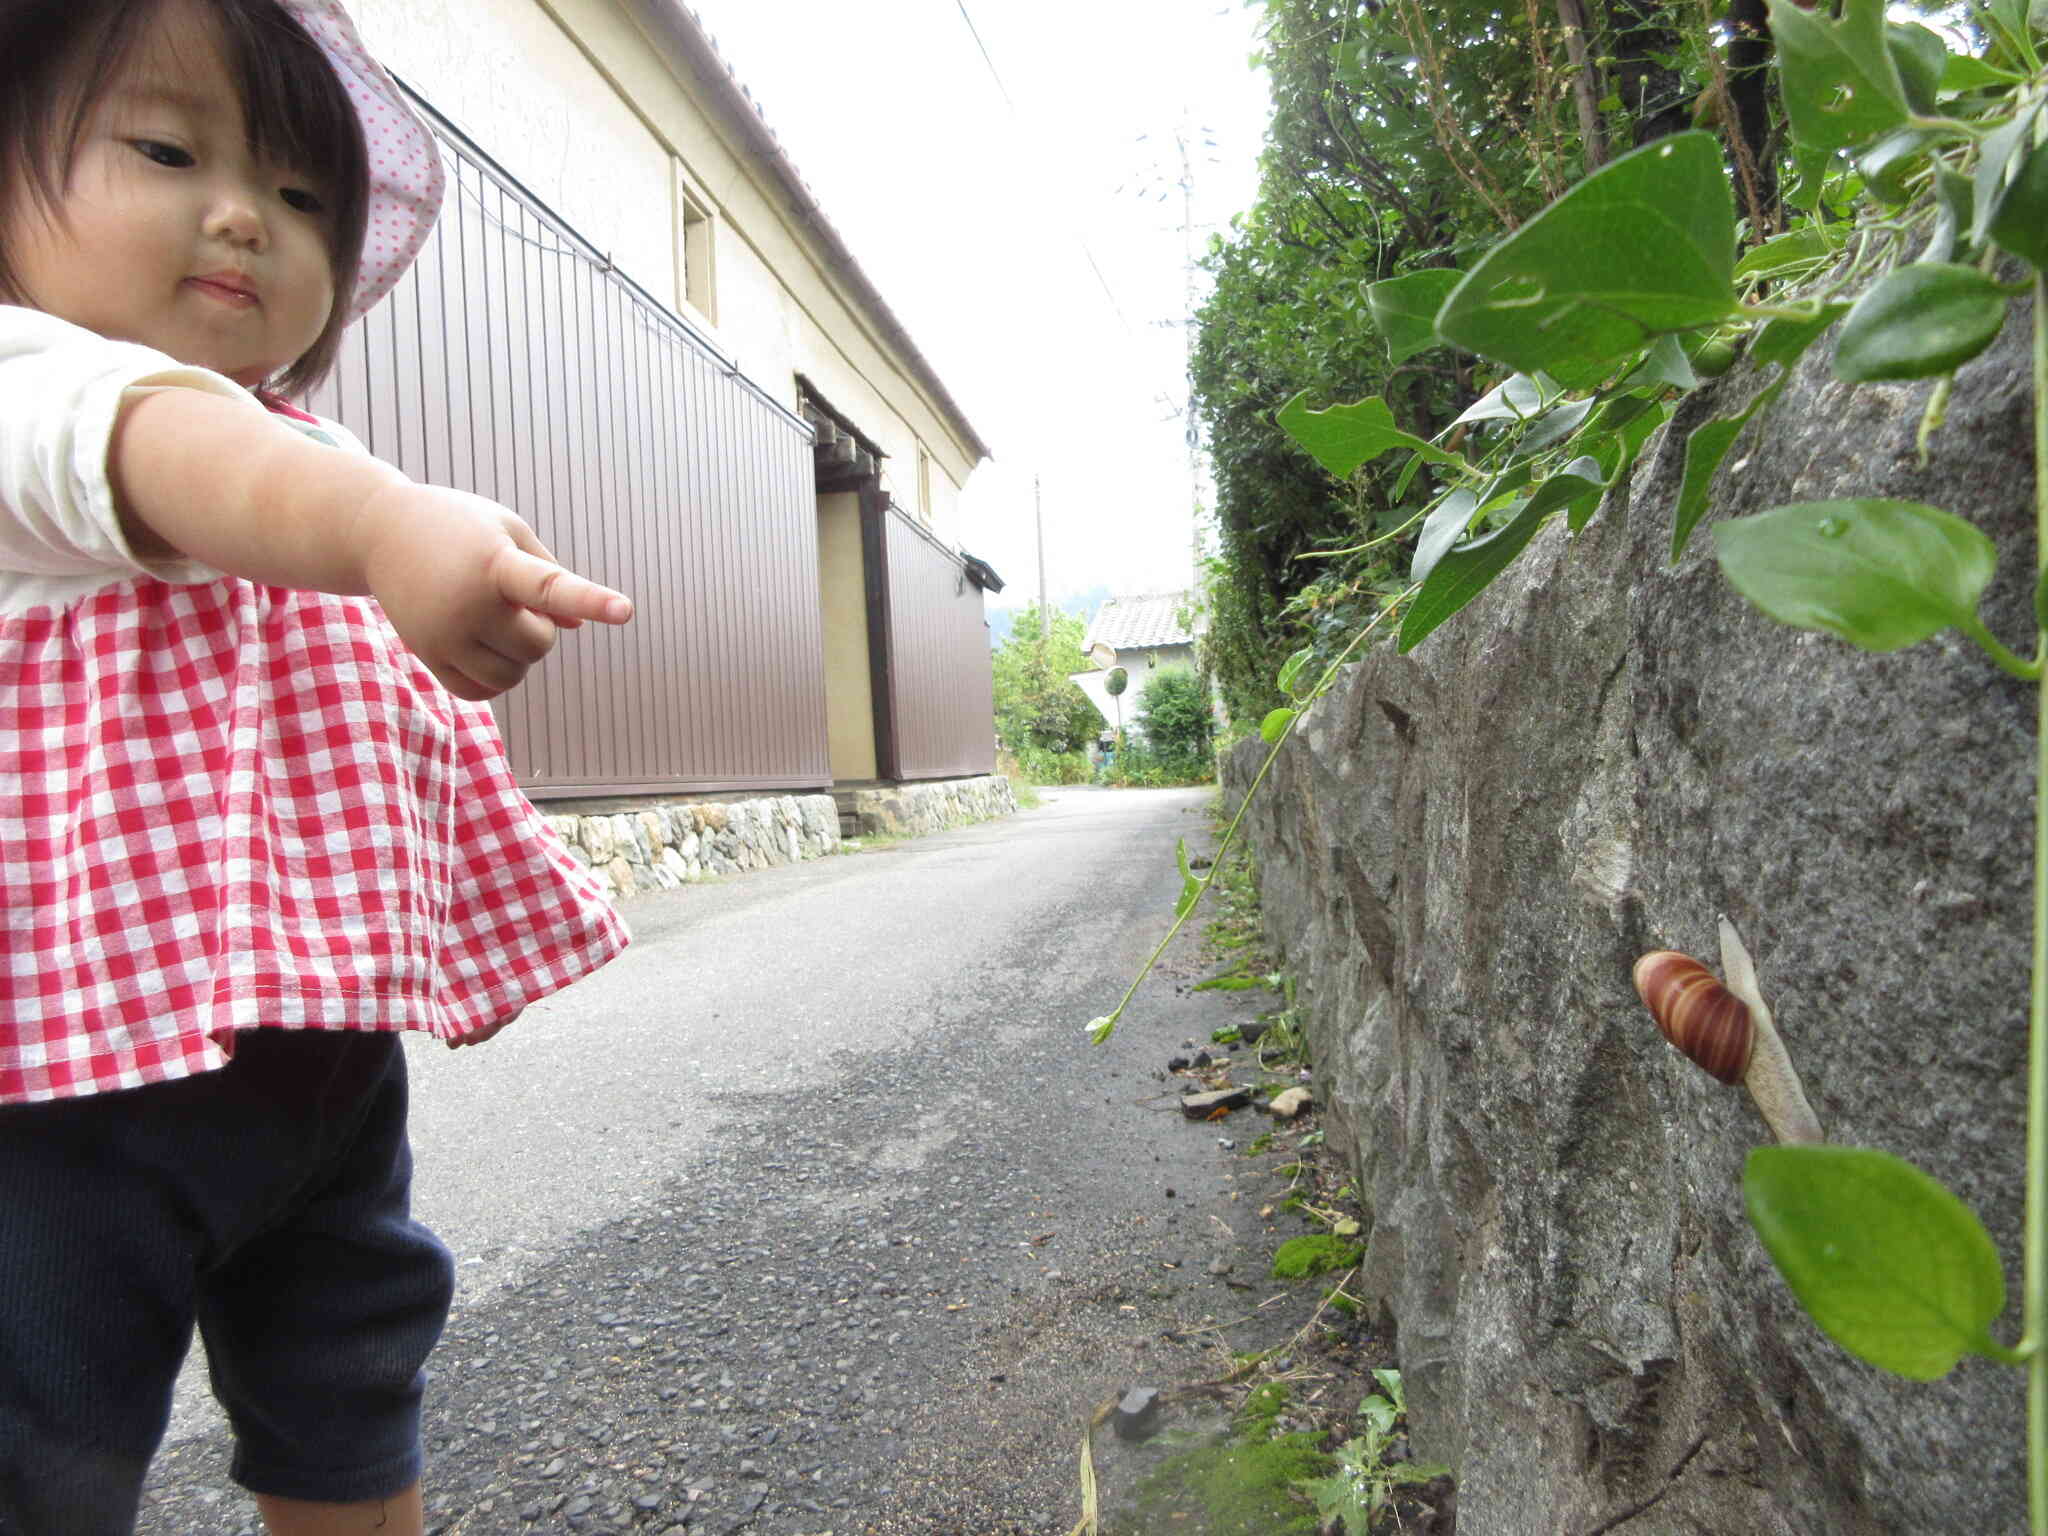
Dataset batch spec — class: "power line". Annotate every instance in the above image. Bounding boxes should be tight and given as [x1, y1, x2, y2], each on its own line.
[953, 0, 1016, 112]
[952, 0, 1133, 336]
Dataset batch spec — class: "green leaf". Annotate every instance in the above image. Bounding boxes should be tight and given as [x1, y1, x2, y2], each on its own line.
[1260, 707, 1298, 743]
[1400, 459, 1603, 651]
[1435, 133, 1738, 388]
[1988, 142, 2048, 269]
[1581, 394, 1656, 441]
[1856, 126, 1940, 204]
[1671, 375, 1790, 561]
[1713, 498, 1996, 650]
[1832, 263, 2008, 382]
[1751, 304, 1849, 370]
[1410, 490, 1481, 583]
[1086, 1014, 1116, 1044]
[1276, 391, 1469, 480]
[1365, 269, 1465, 363]
[1451, 373, 1548, 427]
[1277, 646, 1313, 697]
[1885, 22, 1948, 114]
[1768, 0, 1910, 158]
[1970, 101, 2042, 253]
[1497, 397, 1596, 465]
[1939, 52, 2020, 93]
[1926, 163, 1974, 265]
[1616, 333, 1697, 392]
[1745, 1145, 2009, 1380]
[1981, 0, 2043, 68]
[1192, 973, 1263, 992]
[1733, 225, 1844, 284]
[1588, 401, 1669, 517]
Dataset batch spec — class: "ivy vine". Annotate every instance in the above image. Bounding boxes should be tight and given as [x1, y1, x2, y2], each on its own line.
[1090, 0, 2048, 1522]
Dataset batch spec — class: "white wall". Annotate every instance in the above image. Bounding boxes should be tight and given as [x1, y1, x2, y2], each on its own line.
[349, 0, 978, 550]
[352, 0, 672, 299]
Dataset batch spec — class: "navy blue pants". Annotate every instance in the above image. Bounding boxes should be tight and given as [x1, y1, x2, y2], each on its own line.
[0, 1029, 454, 1533]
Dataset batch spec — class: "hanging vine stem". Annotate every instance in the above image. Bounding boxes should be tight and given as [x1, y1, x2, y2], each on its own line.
[1085, 588, 1416, 1044]
[2028, 268, 2048, 1533]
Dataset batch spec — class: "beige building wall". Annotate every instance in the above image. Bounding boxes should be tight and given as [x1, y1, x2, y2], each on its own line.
[350, 0, 979, 550]
[815, 493, 876, 782]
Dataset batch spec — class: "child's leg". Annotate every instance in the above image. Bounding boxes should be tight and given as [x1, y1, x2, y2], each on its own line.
[193, 1031, 453, 1516]
[0, 1076, 226, 1533]
[253, 1484, 423, 1536]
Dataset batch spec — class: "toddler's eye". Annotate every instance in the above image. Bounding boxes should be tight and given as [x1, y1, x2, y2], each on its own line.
[130, 139, 193, 168]
[280, 187, 326, 215]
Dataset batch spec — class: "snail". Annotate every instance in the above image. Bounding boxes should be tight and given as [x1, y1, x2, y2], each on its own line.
[1634, 916, 1824, 1145]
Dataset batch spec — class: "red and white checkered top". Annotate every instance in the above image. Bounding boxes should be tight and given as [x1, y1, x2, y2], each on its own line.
[0, 332, 627, 1104]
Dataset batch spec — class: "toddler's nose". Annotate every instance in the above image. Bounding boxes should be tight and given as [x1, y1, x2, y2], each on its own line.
[205, 191, 269, 252]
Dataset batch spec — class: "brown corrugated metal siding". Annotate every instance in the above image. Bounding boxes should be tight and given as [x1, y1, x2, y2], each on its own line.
[876, 507, 996, 781]
[304, 103, 828, 798]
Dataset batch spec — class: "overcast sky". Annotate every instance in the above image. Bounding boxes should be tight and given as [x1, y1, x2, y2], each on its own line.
[680, 1, 1274, 607]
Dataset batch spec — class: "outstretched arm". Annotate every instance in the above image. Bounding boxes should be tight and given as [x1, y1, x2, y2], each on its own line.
[109, 386, 631, 699]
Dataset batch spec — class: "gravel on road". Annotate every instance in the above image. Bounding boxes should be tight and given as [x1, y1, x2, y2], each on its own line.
[137, 792, 1380, 1536]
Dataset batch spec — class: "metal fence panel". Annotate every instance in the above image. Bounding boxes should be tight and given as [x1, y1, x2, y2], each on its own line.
[303, 107, 828, 798]
[881, 510, 995, 780]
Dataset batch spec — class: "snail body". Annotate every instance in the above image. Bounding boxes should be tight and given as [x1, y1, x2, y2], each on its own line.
[1633, 918, 1824, 1146]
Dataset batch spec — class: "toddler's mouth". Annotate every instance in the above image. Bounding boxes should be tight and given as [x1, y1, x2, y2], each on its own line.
[186, 273, 260, 308]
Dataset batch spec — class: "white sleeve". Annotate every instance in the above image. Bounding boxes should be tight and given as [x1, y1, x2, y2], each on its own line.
[0, 305, 259, 584]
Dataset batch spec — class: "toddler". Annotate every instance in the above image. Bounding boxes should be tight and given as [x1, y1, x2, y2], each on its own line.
[0, 1, 633, 1530]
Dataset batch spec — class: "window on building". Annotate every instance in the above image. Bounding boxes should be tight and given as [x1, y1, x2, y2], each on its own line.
[674, 164, 716, 321]
[916, 446, 932, 526]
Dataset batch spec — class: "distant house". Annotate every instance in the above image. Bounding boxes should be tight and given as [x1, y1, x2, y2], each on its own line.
[1070, 592, 1202, 743]
[311, 1, 999, 800]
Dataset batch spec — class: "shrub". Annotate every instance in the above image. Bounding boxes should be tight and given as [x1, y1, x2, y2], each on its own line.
[1135, 669, 1217, 772]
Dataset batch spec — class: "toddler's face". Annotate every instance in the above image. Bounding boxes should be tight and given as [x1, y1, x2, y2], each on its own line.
[7, 0, 338, 388]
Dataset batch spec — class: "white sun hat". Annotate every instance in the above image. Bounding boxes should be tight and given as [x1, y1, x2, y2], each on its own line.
[279, 0, 446, 321]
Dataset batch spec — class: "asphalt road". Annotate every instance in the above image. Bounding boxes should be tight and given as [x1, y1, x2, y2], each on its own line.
[138, 784, 1324, 1535]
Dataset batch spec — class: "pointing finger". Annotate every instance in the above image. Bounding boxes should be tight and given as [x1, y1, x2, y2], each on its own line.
[492, 547, 633, 626]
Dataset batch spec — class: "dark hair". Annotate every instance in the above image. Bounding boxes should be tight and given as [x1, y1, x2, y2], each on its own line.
[0, 0, 370, 394]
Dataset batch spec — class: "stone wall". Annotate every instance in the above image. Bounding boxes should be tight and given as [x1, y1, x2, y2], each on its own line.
[537, 774, 1018, 901]
[540, 794, 841, 901]
[838, 774, 1018, 839]
[1225, 302, 2034, 1532]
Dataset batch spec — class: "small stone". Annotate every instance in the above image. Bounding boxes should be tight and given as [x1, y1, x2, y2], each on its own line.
[1180, 1087, 1251, 1119]
[1114, 1386, 1163, 1441]
[1267, 1086, 1314, 1119]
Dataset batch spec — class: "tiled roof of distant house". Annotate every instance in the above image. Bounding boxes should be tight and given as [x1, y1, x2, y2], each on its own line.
[1085, 592, 1199, 653]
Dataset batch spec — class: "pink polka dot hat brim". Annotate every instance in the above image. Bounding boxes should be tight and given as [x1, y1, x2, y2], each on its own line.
[281, 0, 446, 322]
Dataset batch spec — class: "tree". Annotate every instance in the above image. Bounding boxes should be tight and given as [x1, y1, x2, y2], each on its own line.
[1193, 0, 1760, 727]
[990, 605, 1098, 755]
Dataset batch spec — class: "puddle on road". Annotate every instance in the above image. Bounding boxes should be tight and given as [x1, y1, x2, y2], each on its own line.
[1090, 1394, 1322, 1536]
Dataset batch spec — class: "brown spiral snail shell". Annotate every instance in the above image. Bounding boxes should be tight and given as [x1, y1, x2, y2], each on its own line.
[1632, 917, 1824, 1145]
[1633, 951, 1751, 1084]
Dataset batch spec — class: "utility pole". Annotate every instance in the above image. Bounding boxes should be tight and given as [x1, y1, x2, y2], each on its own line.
[1133, 120, 1217, 595]
[1035, 474, 1049, 642]
[1176, 124, 1202, 594]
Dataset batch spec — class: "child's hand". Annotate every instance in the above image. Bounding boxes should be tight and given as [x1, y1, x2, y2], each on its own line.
[447, 1010, 521, 1049]
[354, 484, 633, 700]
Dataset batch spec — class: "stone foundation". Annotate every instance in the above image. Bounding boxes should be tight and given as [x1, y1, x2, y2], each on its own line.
[537, 775, 1017, 901]
[540, 793, 841, 902]
[837, 775, 1017, 839]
